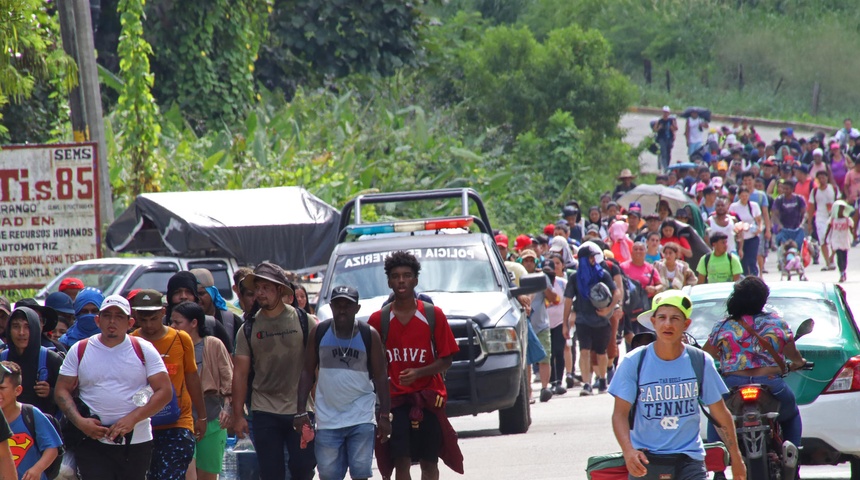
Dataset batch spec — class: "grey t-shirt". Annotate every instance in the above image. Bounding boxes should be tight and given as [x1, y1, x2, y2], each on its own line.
[530, 290, 549, 333]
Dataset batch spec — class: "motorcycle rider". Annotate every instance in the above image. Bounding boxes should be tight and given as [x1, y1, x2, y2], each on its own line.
[703, 276, 808, 449]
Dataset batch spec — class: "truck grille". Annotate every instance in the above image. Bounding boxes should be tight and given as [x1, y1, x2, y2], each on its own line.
[448, 319, 486, 364]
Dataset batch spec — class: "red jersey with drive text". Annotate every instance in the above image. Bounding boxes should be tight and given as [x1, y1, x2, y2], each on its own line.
[368, 301, 459, 398]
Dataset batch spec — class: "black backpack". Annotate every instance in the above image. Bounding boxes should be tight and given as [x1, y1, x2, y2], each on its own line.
[313, 319, 373, 377]
[607, 259, 653, 319]
[21, 403, 64, 479]
[242, 306, 309, 407]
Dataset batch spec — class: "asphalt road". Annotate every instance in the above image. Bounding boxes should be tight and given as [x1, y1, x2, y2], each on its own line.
[375, 250, 859, 480]
[619, 113, 818, 175]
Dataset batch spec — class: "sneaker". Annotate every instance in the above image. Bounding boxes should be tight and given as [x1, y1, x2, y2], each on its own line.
[597, 378, 608, 394]
[539, 387, 553, 403]
[579, 383, 593, 396]
[552, 384, 567, 395]
[565, 373, 575, 389]
[840, 272, 847, 283]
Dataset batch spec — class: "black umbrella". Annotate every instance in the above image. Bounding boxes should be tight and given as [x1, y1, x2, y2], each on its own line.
[680, 107, 711, 122]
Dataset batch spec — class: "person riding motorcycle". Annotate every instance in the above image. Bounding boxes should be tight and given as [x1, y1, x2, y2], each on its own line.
[702, 276, 808, 448]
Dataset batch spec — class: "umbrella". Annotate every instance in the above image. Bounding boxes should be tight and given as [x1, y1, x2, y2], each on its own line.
[616, 184, 691, 215]
[680, 107, 711, 122]
[667, 162, 698, 172]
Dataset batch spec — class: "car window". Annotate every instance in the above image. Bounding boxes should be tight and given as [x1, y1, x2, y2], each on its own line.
[688, 296, 841, 343]
[126, 270, 179, 295]
[39, 264, 135, 296]
[329, 245, 499, 300]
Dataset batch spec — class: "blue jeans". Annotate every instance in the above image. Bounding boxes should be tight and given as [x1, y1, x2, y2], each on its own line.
[315, 423, 376, 480]
[775, 227, 806, 248]
[251, 411, 316, 480]
[741, 236, 760, 276]
[707, 375, 802, 447]
[658, 137, 673, 171]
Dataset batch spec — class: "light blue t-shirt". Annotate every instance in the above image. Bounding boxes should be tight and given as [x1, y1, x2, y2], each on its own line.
[608, 345, 727, 460]
[9, 406, 63, 480]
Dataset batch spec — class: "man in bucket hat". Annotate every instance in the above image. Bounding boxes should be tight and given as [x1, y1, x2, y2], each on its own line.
[613, 169, 637, 200]
[609, 291, 745, 480]
[232, 262, 317, 480]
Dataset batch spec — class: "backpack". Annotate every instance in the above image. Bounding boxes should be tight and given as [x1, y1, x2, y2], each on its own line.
[627, 344, 718, 428]
[313, 320, 373, 378]
[379, 301, 436, 358]
[1, 347, 48, 381]
[20, 403, 64, 479]
[617, 267, 652, 320]
[702, 252, 738, 283]
[242, 306, 309, 407]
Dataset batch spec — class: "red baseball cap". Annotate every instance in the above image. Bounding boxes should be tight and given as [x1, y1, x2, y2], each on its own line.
[59, 277, 84, 292]
[543, 224, 555, 236]
[494, 234, 509, 248]
[514, 234, 533, 252]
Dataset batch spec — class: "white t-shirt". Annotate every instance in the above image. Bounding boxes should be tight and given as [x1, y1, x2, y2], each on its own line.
[706, 216, 738, 253]
[809, 184, 837, 221]
[729, 201, 762, 240]
[59, 335, 167, 444]
[687, 117, 706, 145]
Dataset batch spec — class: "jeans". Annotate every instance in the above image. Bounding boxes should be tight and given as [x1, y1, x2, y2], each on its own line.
[741, 236, 760, 276]
[76, 439, 153, 480]
[252, 411, 317, 480]
[314, 423, 376, 480]
[836, 249, 848, 273]
[629, 454, 706, 480]
[658, 137, 673, 171]
[706, 375, 802, 447]
[775, 227, 806, 248]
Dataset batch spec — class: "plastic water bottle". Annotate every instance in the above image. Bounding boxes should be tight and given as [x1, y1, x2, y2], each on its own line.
[132, 386, 154, 407]
[221, 437, 238, 480]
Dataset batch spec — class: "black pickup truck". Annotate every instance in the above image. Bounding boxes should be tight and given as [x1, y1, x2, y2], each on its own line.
[315, 188, 546, 434]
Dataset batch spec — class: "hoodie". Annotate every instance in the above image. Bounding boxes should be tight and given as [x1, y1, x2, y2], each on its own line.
[59, 288, 104, 349]
[4, 307, 63, 415]
[167, 272, 233, 353]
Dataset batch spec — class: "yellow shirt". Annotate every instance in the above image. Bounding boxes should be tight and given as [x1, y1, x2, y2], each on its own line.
[131, 328, 196, 432]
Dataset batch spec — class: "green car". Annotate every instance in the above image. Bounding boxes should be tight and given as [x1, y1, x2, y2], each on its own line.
[683, 282, 860, 472]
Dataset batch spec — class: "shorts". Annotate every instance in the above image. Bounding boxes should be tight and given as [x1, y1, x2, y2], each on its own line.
[576, 323, 611, 354]
[151, 427, 196, 480]
[389, 404, 441, 463]
[194, 419, 227, 474]
[315, 423, 375, 480]
[536, 328, 551, 365]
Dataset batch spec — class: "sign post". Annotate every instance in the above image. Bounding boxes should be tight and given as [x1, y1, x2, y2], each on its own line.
[0, 143, 100, 289]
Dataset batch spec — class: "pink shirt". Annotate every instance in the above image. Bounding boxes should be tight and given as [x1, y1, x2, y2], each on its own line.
[620, 261, 662, 297]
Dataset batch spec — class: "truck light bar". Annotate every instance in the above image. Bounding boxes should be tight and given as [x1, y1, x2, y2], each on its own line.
[346, 217, 473, 236]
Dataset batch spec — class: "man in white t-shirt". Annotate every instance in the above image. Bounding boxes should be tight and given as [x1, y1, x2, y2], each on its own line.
[686, 111, 708, 158]
[809, 170, 838, 270]
[54, 295, 172, 480]
[729, 187, 763, 276]
[706, 197, 741, 254]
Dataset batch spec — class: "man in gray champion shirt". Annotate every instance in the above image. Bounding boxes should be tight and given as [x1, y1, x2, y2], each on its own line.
[295, 286, 390, 480]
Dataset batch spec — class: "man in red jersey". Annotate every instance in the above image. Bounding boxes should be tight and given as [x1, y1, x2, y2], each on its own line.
[368, 251, 462, 480]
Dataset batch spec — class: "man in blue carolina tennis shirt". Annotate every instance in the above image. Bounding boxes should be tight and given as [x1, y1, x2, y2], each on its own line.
[608, 291, 746, 480]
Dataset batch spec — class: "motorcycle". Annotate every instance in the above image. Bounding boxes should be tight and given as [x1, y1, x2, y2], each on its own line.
[723, 318, 815, 480]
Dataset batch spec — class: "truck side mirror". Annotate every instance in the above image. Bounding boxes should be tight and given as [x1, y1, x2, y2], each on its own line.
[510, 272, 549, 297]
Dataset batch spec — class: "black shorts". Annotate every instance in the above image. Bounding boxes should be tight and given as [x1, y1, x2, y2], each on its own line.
[577, 323, 611, 354]
[389, 404, 442, 463]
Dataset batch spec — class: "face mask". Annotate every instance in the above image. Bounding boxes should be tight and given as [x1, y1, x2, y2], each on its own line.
[75, 314, 98, 331]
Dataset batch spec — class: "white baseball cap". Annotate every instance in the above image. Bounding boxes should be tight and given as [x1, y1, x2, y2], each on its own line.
[662, 106, 671, 112]
[100, 295, 131, 316]
[813, 148, 823, 156]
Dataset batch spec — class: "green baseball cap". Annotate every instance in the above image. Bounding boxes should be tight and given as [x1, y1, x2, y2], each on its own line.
[637, 290, 694, 330]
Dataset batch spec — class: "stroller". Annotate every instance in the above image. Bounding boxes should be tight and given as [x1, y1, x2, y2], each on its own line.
[778, 239, 809, 281]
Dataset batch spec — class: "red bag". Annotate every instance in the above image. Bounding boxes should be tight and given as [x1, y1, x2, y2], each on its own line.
[801, 239, 812, 268]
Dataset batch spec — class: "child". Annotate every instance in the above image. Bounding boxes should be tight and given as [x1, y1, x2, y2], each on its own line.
[780, 240, 806, 281]
[0, 361, 62, 480]
[824, 201, 856, 283]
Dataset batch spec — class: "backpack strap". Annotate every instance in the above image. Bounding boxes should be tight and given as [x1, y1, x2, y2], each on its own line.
[297, 307, 309, 346]
[420, 301, 437, 358]
[380, 303, 392, 346]
[685, 345, 721, 428]
[20, 404, 39, 450]
[627, 345, 650, 428]
[356, 322, 373, 378]
[0, 350, 6, 361]
[76, 338, 89, 363]
[128, 336, 146, 365]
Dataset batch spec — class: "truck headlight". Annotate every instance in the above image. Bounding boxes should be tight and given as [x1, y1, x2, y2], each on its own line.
[483, 327, 520, 354]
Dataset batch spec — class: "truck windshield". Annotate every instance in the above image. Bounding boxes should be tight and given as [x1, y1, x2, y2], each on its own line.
[330, 245, 499, 300]
[38, 264, 135, 298]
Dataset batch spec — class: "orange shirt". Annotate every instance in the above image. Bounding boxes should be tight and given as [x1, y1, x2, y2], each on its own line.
[131, 328, 196, 431]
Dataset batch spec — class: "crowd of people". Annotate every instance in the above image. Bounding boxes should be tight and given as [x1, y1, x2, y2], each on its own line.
[0, 251, 462, 480]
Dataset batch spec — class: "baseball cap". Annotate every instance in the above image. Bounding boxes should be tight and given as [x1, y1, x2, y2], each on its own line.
[241, 262, 293, 296]
[101, 295, 132, 316]
[59, 277, 84, 292]
[561, 205, 579, 218]
[643, 213, 660, 221]
[717, 161, 728, 171]
[637, 290, 694, 330]
[762, 158, 775, 166]
[662, 105, 670, 112]
[576, 241, 604, 263]
[780, 163, 793, 172]
[548, 236, 568, 252]
[830, 142, 840, 150]
[519, 249, 537, 260]
[543, 224, 555, 236]
[45, 291, 75, 315]
[190, 268, 215, 288]
[628, 201, 642, 213]
[494, 234, 509, 248]
[585, 223, 601, 235]
[813, 148, 823, 156]
[330, 285, 359, 304]
[131, 289, 164, 311]
[720, 149, 731, 159]
[793, 164, 809, 174]
[514, 234, 533, 252]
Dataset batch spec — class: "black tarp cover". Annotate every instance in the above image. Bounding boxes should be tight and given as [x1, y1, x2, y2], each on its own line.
[105, 187, 340, 270]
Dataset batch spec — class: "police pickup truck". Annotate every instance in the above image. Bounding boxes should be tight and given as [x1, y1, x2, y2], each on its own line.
[316, 188, 546, 434]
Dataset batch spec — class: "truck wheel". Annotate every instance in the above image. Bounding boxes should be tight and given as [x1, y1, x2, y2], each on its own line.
[498, 374, 530, 434]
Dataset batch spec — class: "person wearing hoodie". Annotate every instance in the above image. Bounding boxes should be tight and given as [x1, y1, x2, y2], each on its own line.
[15, 298, 67, 354]
[166, 272, 233, 354]
[3, 307, 63, 416]
[58, 288, 104, 349]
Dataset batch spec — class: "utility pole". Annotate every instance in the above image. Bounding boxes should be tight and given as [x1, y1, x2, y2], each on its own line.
[56, 0, 88, 142]
[70, 0, 114, 228]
